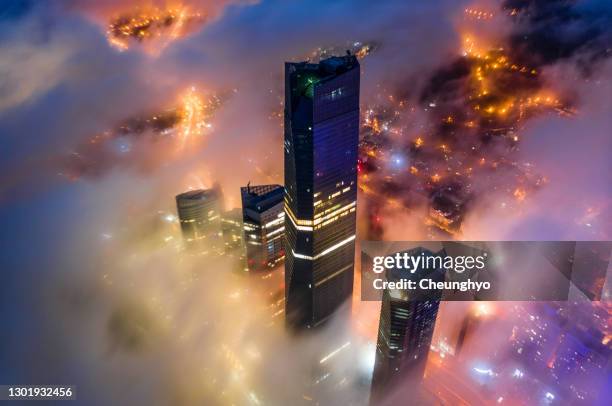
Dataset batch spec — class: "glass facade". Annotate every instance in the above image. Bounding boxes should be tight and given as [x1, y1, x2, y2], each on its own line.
[241, 184, 285, 271]
[370, 247, 445, 403]
[284, 55, 360, 329]
[175, 187, 224, 256]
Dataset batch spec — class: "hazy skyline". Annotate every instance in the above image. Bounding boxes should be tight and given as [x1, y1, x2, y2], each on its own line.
[1, 1, 610, 404]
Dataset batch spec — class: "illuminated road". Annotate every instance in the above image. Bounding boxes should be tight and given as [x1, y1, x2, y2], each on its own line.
[424, 355, 493, 406]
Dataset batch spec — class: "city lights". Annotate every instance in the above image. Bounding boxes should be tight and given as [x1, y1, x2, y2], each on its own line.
[106, 4, 205, 54]
[2, 0, 610, 405]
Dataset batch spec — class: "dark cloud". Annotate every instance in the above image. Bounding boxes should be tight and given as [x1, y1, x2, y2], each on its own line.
[502, 0, 612, 72]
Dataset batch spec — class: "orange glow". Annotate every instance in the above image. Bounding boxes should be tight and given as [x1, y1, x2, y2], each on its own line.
[106, 4, 205, 54]
[464, 8, 494, 20]
[513, 187, 527, 202]
[179, 87, 207, 141]
[371, 117, 382, 134]
[426, 209, 460, 236]
[472, 302, 495, 318]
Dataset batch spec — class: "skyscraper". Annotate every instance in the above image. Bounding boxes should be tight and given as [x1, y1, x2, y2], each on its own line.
[241, 184, 285, 271]
[175, 186, 224, 255]
[370, 247, 445, 404]
[284, 54, 360, 330]
[221, 207, 247, 271]
[221, 207, 245, 252]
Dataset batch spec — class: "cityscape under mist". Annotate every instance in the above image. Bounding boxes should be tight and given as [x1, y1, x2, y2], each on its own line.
[1, 0, 611, 405]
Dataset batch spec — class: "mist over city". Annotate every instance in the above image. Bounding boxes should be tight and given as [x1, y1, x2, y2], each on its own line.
[1, 0, 611, 405]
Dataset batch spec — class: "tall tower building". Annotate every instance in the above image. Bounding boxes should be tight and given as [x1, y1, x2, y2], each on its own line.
[241, 184, 285, 271]
[175, 186, 223, 255]
[284, 54, 360, 330]
[370, 247, 445, 404]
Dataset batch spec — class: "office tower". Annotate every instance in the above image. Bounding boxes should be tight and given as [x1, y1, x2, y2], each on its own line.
[221, 208, 245, 252]
[370, 247, 444, 404]
[284, 54, 360, 330]
[175, 185, 223, 255]
[241, 184, 285, 271]
[221, 207, 247, 271]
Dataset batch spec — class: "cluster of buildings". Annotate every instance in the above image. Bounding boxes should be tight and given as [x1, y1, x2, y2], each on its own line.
[175, 182, 285, 272]
[171, 54, 442, 403]
[174, 54, 362, 313]
[169, 54, 610, 405]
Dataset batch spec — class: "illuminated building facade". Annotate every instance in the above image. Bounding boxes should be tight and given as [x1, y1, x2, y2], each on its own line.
[370, 247, 444, 404]
[284, 54, 360, 330]
[222, 208, 245, 251]
[221, 208, 247, 271]
[175, 186, 223, 255]
[241, 184, 285, 271]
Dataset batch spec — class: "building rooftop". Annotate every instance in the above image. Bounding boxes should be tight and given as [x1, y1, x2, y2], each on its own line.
[241, 184, 284, 213]
[176, 187, 220, 202]
[288, 54, 358, 96]
[290, 54, 359, 76]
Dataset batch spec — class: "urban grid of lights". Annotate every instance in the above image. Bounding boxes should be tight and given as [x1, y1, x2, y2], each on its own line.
[357, 27, 573, 237]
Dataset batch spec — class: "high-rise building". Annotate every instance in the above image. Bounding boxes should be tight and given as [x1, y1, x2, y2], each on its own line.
[221, 208, 245, 252]
[370, 247, 445, 404]
[221, 207, 247, 271]
[284, 54, 360, 330]
[175, 186, 224, 255]
[241, 184, 285, 271]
